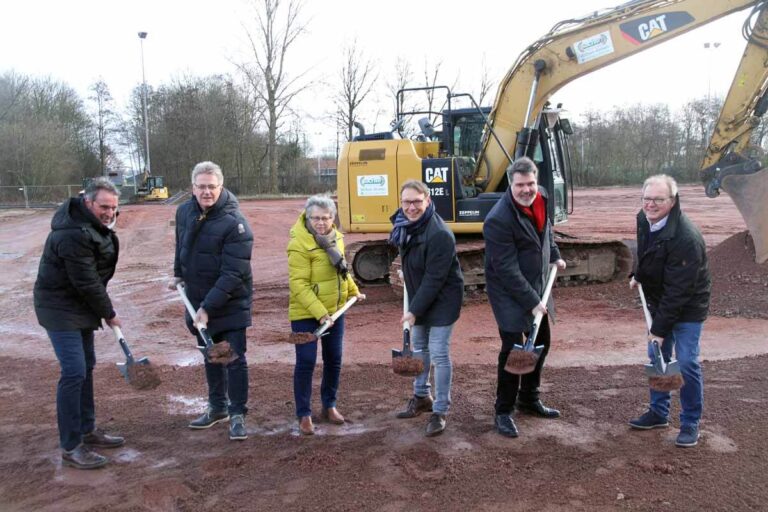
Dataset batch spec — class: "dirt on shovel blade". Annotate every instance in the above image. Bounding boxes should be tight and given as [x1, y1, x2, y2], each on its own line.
[287, 331, 317, 344]
[392, 356, 424, 376]
[504, 350, 538, 374]
[648, 374, 684, 392]
[209, 341, 237, 365]
[126, 364, 162, 390]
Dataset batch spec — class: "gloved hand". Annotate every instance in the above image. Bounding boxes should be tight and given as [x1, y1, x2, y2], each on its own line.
[168, 277, 183, 291]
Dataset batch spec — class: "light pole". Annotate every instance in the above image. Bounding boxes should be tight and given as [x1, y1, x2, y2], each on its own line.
[138, 31, 151, 177]
[703, 41, 721, 102]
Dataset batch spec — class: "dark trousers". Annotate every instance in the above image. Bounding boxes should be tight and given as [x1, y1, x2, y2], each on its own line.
[48, 329, 96, 451]
[291, 315, 344, 418]
[197, 328, 249, 416]
[495, 317, 552, 415]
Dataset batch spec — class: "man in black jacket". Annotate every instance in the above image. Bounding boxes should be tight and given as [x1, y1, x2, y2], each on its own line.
[391, 180, 464, 437]
[628, 174, 711, 448]
[484, 157, 566, 438]
[170, 161, 254, 441]
[34, 177, 125, 469]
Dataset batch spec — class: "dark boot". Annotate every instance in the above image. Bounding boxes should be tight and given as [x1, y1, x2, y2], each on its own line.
[494, 414, 519, 438]
[62, 444, 108, 469]
[425, 413, 446, 437]
[82, 428, 125, 449]
[396, 395, 433, 419]
[189, 409, 229, 429]
[517, 399, 560, 418]
[228, 414, 247, 441]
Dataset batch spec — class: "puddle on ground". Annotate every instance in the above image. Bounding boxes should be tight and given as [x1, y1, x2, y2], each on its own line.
[286, 421, 383, 437]
[167, 352, 203, 367]
[150, 457, 178, 469]
[165, 394, 207, 415]
[114, 448, 141, 463]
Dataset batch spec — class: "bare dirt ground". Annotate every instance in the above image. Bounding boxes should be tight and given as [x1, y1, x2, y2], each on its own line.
[1, 185, 767, 511]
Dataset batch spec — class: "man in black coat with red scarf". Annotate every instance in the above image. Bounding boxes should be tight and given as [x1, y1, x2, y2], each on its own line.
[484, 157, 567, 438]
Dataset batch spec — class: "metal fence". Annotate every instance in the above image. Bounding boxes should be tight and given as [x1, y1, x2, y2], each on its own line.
[0, 185, 81, 208]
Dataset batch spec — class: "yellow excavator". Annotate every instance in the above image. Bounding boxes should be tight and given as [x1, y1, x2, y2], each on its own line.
[337, 0, 768, 288]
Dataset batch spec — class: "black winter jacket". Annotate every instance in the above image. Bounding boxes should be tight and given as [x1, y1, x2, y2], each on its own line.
[484, 189, 561, 332]
[174, 189, 253, 336]
[634, 195, 711, 337]
[395, 212, 464, 326]
[34, 197, 119, 330]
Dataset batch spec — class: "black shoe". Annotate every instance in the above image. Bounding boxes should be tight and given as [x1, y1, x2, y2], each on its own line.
[82, 428, 125, 449]
[629, 410, 669, 430]
[396, 395, 433, 419]
[495, 414, 519, 438]
[425, 413, 446, 437]
[229, 414, 247, 441]
[189, 409, 230, 429]
[517, 400, 561, 418]
[62, 444, 108, 469]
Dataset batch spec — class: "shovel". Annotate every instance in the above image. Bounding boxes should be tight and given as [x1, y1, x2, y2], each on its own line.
[638, 284, 683, 392]
[391, 284, 425, 377]
[113, 325, 161, 390]
[288, 296, 358, 344]
[176, 283, 236, 364]
[505, 264, 558, 375]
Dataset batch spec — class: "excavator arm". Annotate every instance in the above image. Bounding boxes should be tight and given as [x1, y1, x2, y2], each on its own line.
[478, 0, 768, 262]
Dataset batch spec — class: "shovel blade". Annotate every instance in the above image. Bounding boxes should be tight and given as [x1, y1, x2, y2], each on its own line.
[116, 362, 130, 381]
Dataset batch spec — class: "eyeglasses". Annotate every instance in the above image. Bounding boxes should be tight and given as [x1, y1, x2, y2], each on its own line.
[309, 216, 333, 223]
[194, 183, 220, 191]
[641, 197, 670, 206]
[401, 199, 425, 208]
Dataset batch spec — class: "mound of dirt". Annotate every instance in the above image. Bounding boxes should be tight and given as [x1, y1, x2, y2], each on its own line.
[708, 231, 768, 319]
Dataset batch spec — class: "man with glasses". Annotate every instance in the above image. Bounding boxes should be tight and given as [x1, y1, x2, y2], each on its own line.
[169, 161, 254, 441]
[34, 177, 124, 469]
[629, 174, 711, 448]
[390, 180, 464, 437]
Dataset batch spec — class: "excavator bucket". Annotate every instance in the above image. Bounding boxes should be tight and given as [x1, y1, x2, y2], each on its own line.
[722, 169, 768, 264]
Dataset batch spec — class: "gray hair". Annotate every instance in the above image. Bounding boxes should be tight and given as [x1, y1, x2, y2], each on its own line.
[304, 194, 337, 217]
[643, 174, 678, 198]
[506, 156, 538, 184]
[191, 161, 224, 186]
[84, 177, 120, 201]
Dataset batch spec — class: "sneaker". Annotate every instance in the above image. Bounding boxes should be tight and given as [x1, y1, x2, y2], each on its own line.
[82, 428, 125, 449]
[229, 414, 247, 441]
[675, 425, 700, 448]
[628, 410, 669, 430]
[396, 395, 434, 419]
[62, 444, 108, 470]
[188, 409, 229, 429]
[425, 413, 446, 437]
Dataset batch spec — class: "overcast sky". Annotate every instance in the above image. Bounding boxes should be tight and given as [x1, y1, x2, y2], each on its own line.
[0, 0, 752, 156]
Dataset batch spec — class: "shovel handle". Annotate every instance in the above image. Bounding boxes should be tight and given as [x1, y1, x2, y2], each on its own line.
[315, 296, 358, 337]
[176, 283, 214, 349]
[112, 326, 134, 360]
[637, 284, 654, 333]
[525, 264, 558, 349]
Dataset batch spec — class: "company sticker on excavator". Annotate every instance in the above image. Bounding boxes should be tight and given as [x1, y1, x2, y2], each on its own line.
[357, 175, 388, 197]
[572, 31, 615, 64]
[423, 160, 454, 221]
[620, 12, 694, 45]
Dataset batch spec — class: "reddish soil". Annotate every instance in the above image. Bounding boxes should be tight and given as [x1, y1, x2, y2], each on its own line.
[1, 185, 767, 511]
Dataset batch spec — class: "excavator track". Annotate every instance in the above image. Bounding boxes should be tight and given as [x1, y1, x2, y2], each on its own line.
[346, 240, 397, 285]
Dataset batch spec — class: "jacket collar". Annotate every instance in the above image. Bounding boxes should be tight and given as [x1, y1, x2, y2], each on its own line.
[504, 188, 548, 243]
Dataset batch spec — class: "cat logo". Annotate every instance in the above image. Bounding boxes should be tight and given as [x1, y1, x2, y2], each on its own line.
[425, 166, 449, 183]
[620, 11, 694, 45]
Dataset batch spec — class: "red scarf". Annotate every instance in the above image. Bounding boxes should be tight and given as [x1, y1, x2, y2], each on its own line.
[512, 192, 546, 233]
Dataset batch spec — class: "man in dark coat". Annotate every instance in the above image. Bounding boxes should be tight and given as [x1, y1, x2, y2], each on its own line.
[391, 179, 464, 437]
[628, 174, 711, 448]
[170, 161, 253, 441]
[484, 157, 566, 438]
[34, 177, 125, 469]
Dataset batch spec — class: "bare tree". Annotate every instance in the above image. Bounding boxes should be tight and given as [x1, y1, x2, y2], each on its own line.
[475, 56, 495, 107]
[386, 56, 413, 116]
[89, 80, 117, 176]
[241, 0, 308, 193]
[334, 42, 378, 141]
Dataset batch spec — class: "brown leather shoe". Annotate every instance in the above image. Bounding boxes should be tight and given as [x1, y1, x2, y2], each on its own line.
[321, 407, 345, 425]
[299, 416, 315, 435]
[62, 444, 108, 469]
[82, 428, 125, 448]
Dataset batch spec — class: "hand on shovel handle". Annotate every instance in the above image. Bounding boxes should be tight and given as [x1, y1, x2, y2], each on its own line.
[176, 283, 234, 364]
[288, 297, 358, 344]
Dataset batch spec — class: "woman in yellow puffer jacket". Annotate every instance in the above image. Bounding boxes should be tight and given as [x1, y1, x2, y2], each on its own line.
[287, 195, 364, 435]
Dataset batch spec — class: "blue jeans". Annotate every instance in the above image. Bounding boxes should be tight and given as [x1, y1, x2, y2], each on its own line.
[197, 328, 249, 416]
[292, 316, 344, 418]
[648, 322, 704, 427]
[411, 323, 454, 415]
[48, 329, 96, 451]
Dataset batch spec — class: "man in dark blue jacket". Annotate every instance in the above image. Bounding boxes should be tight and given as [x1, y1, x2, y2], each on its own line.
[391, 180, 464, 437]
[484, 157, 566, 438]
[35, 177, 125, 469]
[628, 175, 711, 448]
[170, 161, 254, 441]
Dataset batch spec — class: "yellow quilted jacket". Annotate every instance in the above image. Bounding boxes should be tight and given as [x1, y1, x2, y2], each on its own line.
[287, 212, 360, 321]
